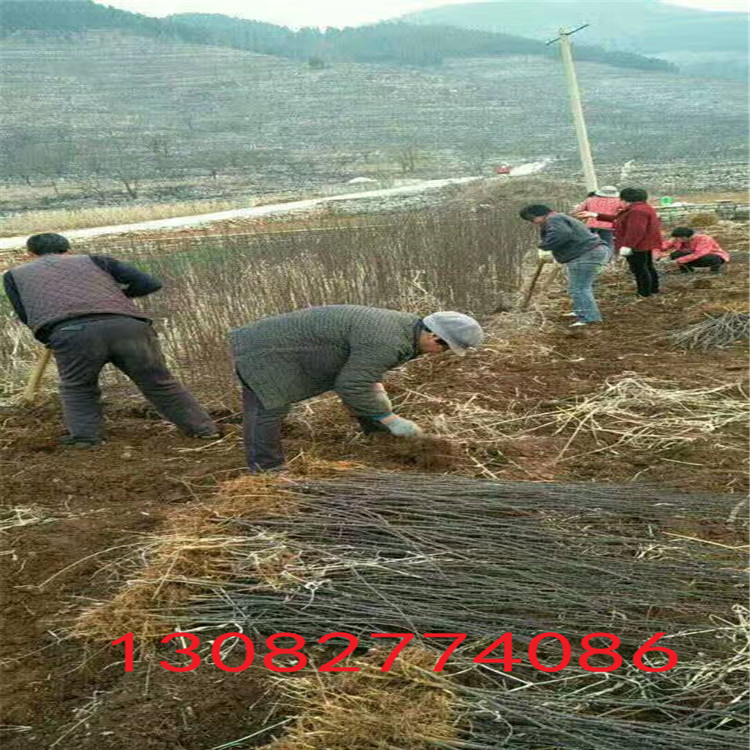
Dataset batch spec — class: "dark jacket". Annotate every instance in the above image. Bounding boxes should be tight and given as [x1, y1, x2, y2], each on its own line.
[3, 254, 162, 342]
[230, 305, 421, 416]
[539, 213, 606, 263]
[597, 202, 663, 252]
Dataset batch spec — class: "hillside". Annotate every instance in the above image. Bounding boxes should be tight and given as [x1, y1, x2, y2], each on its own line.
[0, 0, 211, 44]
[0, 1, 675, 71]
[3, 0, 746, 214]
[0, 29, 746, 212]
[401, 0, 750, 80]
[169, 13, 675, 71]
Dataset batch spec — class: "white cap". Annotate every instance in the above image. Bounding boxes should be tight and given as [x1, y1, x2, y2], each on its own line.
[596, 186, 619, 198]
[422, 311, 485, 356]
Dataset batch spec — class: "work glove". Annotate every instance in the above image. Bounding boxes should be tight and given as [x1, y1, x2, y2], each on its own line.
[379, 415, 423, 438]
[575, 211, 597, 220]
[619, 247, 633, 257]
[538, 250, 554, 263]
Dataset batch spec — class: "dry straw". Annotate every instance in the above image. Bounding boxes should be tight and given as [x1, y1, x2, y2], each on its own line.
[74, 474, 301, 640]
[260, 648, 458, 750]
[1, 506, 52, 532]
[74, 461, 361, 640]
[534, 376, 748, 458]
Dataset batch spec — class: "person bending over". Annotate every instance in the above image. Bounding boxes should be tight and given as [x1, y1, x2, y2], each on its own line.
[229, 305, 484, 472]
[657, 227, 730, 274]
[3, 233, 218, 447]
[519, 204, 610, 328]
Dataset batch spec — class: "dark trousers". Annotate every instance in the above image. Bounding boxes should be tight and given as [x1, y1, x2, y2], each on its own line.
[48, 316, 216, 440]
[626, 251, 660, 297]
[241, 385, 289, 472]
[240, 382, 388, 473]
[671, 250, 725, 273]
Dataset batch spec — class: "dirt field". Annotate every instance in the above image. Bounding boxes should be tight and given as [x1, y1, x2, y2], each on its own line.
[1, 225, 747, 748]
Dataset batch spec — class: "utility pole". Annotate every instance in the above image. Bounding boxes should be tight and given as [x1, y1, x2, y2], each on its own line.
[547, 25, 598, 192]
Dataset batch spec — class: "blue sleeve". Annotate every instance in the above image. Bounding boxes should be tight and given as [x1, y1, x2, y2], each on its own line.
[3, 271, 28, 323]
[90, 255, 163, 298]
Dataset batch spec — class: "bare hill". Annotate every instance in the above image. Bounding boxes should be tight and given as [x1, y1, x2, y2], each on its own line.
[400, 0, 749, 81]
[1, 30, 747, 210]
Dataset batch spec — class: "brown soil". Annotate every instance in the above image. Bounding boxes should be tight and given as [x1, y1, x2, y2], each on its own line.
[57, 668, 274, 750]
[1, 231, 747, 748]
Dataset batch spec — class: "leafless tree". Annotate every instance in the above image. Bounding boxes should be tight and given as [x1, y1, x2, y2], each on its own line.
[106, 136, 149, 200]
[463, 137, 495, 174]
[395, 144, 421, 174]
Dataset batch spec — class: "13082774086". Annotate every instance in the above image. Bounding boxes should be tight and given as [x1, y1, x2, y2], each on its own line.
[111, 631, 679, 674]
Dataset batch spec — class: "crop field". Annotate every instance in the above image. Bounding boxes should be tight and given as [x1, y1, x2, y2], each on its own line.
[1, 178, 748, 749]
[0, 208, 534, 399]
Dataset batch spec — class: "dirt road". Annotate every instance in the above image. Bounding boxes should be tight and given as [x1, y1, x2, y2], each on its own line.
[0, 177, 483, 250]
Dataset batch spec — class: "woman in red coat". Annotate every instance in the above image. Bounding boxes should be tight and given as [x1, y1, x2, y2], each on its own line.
[578, 187, 663, 298]
[657, 227, 730, 274]
[573, 185, 625, 252]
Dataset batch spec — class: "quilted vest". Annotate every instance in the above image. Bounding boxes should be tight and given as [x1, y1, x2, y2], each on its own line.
[10, 254, 147, 333]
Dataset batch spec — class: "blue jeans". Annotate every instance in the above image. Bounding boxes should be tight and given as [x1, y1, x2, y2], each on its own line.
[592, 228, 614, 252]
[565, 247, 609, 323]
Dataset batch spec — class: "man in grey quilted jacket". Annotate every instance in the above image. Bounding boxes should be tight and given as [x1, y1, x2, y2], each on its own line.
[4, 233, 218, 447]
[230, 305, 484, 472]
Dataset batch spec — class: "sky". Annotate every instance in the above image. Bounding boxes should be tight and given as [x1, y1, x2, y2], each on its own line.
[104, 0, 750, 28]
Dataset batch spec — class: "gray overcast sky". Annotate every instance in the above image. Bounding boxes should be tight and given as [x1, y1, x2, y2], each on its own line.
[103, 0, 750, 28]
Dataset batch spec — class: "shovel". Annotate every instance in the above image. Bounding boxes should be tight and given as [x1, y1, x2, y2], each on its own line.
[520, 259, 547, 311]
[21, 348, 53, 403]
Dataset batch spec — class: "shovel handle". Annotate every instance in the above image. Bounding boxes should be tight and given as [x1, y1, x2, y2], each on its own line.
[21, 348, 53, 402]
[520, 260, 547, 311]
[541, 264, 562, 292]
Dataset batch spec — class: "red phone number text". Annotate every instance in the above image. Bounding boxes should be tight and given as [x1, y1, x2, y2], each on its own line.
[113, 631, 678, 674]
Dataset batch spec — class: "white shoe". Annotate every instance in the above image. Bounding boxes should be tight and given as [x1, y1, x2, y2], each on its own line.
[562, 312, 579, 318]
[569, 321, 587, 328]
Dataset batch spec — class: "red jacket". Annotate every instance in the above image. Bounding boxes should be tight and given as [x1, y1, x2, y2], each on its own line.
[658, 234, 730, 264]
[573, 196, 626, 230]
[598, 202, 663, 252]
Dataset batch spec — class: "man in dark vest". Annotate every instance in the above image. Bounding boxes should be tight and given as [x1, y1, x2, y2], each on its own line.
[3, 233, 218, 447]
[230, 305, 485, 473]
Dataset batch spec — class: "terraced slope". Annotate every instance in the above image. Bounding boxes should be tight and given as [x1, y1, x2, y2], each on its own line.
[1, 32, 747, 195]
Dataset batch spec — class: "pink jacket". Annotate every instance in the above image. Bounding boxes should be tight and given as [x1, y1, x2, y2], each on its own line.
[574, 196, 626, 230]
[658, 234, 729, 264]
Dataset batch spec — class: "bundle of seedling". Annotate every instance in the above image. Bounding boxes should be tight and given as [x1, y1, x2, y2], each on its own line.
[76, 472, 748, 749]
[668, 313, 749, 352]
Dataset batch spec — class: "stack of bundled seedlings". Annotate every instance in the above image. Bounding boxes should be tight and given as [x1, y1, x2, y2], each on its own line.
[257, 642, 748, 750]
[433, 670, 749, 750]
[668, 313, 750, 352]
[177, 476, 743, 649]
[77, 473, 747, 748]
